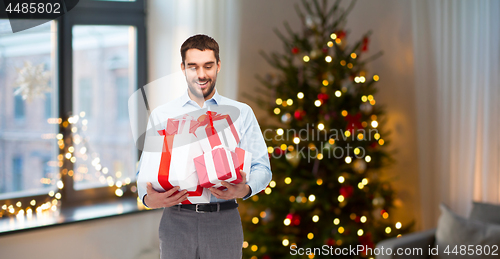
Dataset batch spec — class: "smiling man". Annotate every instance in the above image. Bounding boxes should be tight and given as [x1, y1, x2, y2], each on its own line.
[137, 34, 272, 259]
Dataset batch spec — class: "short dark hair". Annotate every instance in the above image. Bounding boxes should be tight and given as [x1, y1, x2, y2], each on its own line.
[181, 34, 220, 65]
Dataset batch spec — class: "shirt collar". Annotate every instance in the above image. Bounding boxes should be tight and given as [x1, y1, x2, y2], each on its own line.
[181, 89, 221, 107]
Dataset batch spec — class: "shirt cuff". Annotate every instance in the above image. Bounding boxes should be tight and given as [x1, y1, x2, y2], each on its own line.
[142, 194, 150, 209]
[242, 185, 253, 200]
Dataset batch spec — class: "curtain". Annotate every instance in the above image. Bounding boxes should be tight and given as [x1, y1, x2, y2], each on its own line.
[412, 0, 500, 229]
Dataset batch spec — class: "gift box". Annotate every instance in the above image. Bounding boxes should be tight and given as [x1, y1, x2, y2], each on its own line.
[137, 116, 211, 204]
[194, 146, 252, 189]
[194, 111, 240, 153]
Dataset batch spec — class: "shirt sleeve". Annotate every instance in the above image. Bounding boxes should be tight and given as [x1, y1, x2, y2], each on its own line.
[238, 106, 272, 199]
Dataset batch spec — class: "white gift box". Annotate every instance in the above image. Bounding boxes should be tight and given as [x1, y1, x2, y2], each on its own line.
[137, 117, 211, 204]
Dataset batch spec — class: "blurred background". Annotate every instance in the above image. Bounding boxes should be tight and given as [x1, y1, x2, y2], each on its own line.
[0, 0, 498, 258]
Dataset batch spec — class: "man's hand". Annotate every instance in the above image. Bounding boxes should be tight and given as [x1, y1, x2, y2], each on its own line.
[144, 182, 189, 209]
[209, 170, 250, 200]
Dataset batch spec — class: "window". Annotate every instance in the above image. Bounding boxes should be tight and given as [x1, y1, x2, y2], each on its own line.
[14, 95, 25, 119]
[78, 78, 93, 118]
[0, 21, 58, 200]
[45, 92, 52, 119]
[72, 25, 137, 191]
[12, 156, 23, 192]
[116, 76, 129, 120]
[0, 0, 146, 216]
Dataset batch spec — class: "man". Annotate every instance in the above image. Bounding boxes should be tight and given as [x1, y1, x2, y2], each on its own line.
[137, 34, 272, 258]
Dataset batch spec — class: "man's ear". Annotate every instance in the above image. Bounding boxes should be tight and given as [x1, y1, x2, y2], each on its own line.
[180, 62, 185, 71]
[217, 60, 221, 73]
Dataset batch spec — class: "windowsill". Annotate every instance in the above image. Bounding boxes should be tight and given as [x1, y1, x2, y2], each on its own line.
[0, 196, 158, 236]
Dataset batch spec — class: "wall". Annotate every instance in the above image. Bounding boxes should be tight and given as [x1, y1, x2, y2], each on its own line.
[237, 0, 421, 229]
[0, 210, 163, 259]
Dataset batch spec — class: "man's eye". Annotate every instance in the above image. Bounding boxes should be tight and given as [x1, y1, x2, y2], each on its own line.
[205, 66, 212, 69]
[189, 67, 196, 70]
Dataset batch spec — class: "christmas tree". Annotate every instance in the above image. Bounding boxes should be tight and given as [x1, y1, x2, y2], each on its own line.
[241, 0, 412, 258]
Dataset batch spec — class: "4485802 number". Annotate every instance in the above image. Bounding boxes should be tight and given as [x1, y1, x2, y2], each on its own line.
[444, 245, 499, 256]
[6, 2, 61, 14]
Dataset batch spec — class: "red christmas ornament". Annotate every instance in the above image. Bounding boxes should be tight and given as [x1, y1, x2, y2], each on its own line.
[345, 113, 363, 134]
[317, 93, 329, 102]
[362, 37, 369, 52]
[326, 238, 335, 246]
[294, 109, 305, 120]
[274, 147, 285, 155]
[340, 185, 354, 198]
[355, 216, 361, 223]
[337, 30, 346, 39]
[292, 47, 299, 54]
[286, 213, 293, 219]
[322, 47, 328, 54]
[262, 255, 271, 259]
[292, 215, 301, 226]
[358, 232, 375, 256]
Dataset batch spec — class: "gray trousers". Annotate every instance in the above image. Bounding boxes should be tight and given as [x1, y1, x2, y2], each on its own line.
[159, 206, 244, 259]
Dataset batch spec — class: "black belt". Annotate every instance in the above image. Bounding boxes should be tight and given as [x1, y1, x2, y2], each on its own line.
[175, 200, 238, 213]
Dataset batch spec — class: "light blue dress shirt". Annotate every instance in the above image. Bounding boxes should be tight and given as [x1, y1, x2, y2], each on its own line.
[137, 89, 272, 205]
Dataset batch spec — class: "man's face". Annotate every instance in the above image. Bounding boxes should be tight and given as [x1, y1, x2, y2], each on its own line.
[181, 49, 220, 100]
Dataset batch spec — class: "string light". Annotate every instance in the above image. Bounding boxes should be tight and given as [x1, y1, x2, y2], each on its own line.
[365, 156, 372, 162]
[269, 180, 276, 188]
[314, 100, 322, 107]
[308, 194, 316, 202]
[396, 222, 402, 229]
[284, 177, 292, 184]
[338, 176, 345, 183]
[276, 98, 283, 105]
[333, 218, 340, 225]
[335, 90, 341, 97]
[325, 56, 332, 63]
[303, 56, 310, 62]
[297, 92, 304, 99]
[317, 123, 324, 130]
[312, 215, 319, 222]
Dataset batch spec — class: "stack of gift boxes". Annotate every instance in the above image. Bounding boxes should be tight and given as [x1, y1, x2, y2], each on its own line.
[137, 111, 251, 204]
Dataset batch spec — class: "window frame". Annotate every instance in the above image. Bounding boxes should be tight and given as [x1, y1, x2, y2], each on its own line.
[0, 0, 146, 208]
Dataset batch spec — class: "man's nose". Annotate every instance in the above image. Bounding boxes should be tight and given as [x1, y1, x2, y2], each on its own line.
[197, 68, 207, 79]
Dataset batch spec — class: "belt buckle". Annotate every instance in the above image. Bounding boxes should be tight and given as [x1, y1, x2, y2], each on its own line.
[195, 204, 205, 213]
